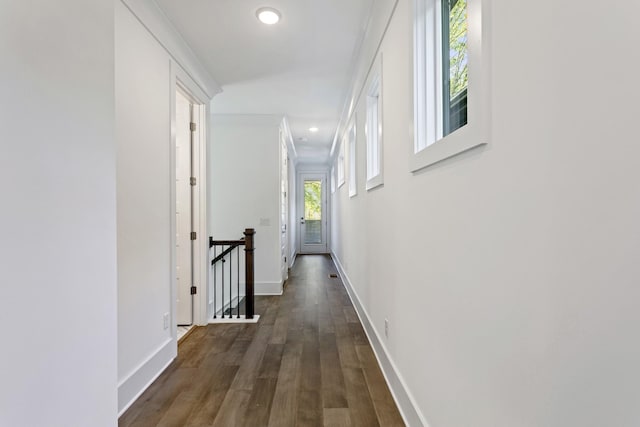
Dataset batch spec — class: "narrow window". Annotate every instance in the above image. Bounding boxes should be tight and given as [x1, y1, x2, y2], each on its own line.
[442, 0, 468, 136]
[411, 0, 486, 171]
[338, 140, 345, 187]
[366, 71, 383, 190]
[331, 166, 336, 193]
[348, 120, 357, 197]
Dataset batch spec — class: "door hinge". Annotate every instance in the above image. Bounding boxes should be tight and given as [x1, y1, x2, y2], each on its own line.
[190, 231, 197, 240]
[190, 286, 197, 295]
[190, 122, 197, 132]
[284, 256, 287, 262]
[190, 177, 196, 186]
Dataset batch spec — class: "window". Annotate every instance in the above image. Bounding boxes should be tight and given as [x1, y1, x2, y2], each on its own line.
[337, 139, 345, 188]
[331, 166, 336, 193]
[366, 60, 383, 190]
[347, 119, 357, 197]
[442, 0, 468, 136]
[412, 0, 488, 171]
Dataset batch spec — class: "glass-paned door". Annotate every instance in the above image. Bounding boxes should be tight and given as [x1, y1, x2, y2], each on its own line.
[298, 173, 328, 253]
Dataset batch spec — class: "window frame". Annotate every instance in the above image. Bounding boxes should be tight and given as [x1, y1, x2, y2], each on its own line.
[330, 165, 336, 194]
[337, 139, 345, 188]
[411, 0, 489, 172]
[366, 56, 384, 190]
[347, 117, 357, 198]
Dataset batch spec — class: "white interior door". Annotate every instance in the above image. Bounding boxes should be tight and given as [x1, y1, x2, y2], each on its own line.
[176, 90, 193, 325]
[280, 136, 289, 281]
[298, 172, 328, 254]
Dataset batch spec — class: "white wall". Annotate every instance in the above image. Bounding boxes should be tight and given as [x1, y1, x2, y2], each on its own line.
[210, 115, 283, 296]
[115, 1, 175, 413]
[0, 1, 117, 426]
[115, 0, 216, 414]
[331, 0, 640, 426]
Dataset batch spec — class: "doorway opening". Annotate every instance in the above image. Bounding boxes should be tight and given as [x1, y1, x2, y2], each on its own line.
[280, 131, 289, 283]
[173, 78, 207, 338]
[298, 172, 328, 254]
[175, 88, 196, 327]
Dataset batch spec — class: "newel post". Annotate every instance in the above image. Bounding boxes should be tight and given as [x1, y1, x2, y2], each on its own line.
[244, 228, 256, 319]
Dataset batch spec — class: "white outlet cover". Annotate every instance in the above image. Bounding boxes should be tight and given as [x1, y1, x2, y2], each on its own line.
[163, 313, 169, 329]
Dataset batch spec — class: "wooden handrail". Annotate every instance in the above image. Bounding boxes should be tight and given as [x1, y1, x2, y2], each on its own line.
[211, 242, 243, 265]
[209, 236, 245, 248]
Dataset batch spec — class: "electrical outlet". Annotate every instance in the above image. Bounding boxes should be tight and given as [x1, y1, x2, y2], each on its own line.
[384, 318, 389, 338]
[163, 313, 170, 330]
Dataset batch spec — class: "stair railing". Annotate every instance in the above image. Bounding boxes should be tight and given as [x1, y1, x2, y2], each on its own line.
[209, 228, 255, 319]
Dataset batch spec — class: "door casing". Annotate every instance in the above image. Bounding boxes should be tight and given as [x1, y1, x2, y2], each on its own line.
[280, 133, 289, 282]
[170, 60, 209, 340]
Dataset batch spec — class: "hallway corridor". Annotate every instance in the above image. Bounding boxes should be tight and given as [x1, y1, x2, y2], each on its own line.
[119, 255, 405, 426]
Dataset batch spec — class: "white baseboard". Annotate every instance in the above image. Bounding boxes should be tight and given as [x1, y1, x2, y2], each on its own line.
[289, 251, 297, 268]
[331, 253, 428, 427]
[254, 280, 283, 295]
[117, 338, 176, 417]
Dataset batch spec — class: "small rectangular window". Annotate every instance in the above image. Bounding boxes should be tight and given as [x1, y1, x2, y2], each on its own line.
[442, 0, 468, 136]
[348, 119, 357, 197]
[366, 62, 383, 190]
[411, 0, 487, 172]
[331, 166, 336, 193]
[366, 90, 379, 179]
[338, 141, 345, 188]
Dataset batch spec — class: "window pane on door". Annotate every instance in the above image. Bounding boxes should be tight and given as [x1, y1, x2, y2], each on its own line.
[304, 180, 322, 244]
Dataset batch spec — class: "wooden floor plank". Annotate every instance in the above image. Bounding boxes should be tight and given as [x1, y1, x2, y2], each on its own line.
[270, 314, 290, 344]
[184, 365, 239, 426]
[267, 329, 303, 427]
[356, 345, 405, 427]
[211, 389, 251, 427]
[323, 408, 352, 427]
[241, 378, 279, 427]
[258, 343, 285, 379]
[296, 390, 324, 427]
[230, 325, 274, 391]
[119, 255, 404, 427]
[342, 367, 380, 427]
[320, 333, 348, 409]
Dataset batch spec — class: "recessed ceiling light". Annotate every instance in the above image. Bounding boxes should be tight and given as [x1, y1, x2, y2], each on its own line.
[309, 127, 319, 133]
[256, 7, 281, 25]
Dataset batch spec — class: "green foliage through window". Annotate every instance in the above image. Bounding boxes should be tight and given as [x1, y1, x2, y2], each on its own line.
[443, 0, 468, 135]
[304, 181, 322, 220]
[448, 0, 468, 98]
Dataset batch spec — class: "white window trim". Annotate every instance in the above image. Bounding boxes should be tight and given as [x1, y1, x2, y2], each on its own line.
[366, 55, 384, 191]
[411, 0, 490, 172]
[348, 117, 357, 198]
[331, 166, 336, 193]
[338, 139, 345, 188]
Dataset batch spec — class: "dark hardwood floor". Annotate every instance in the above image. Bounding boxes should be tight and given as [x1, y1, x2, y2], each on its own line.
[119, 255, 405, 427]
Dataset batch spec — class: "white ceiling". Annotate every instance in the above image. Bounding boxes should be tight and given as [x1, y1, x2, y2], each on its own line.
[154, 0, 374, 164]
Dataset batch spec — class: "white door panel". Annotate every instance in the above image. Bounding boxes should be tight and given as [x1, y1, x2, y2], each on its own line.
[280, 136, 289, 282]
[176, 90, 193, 325]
